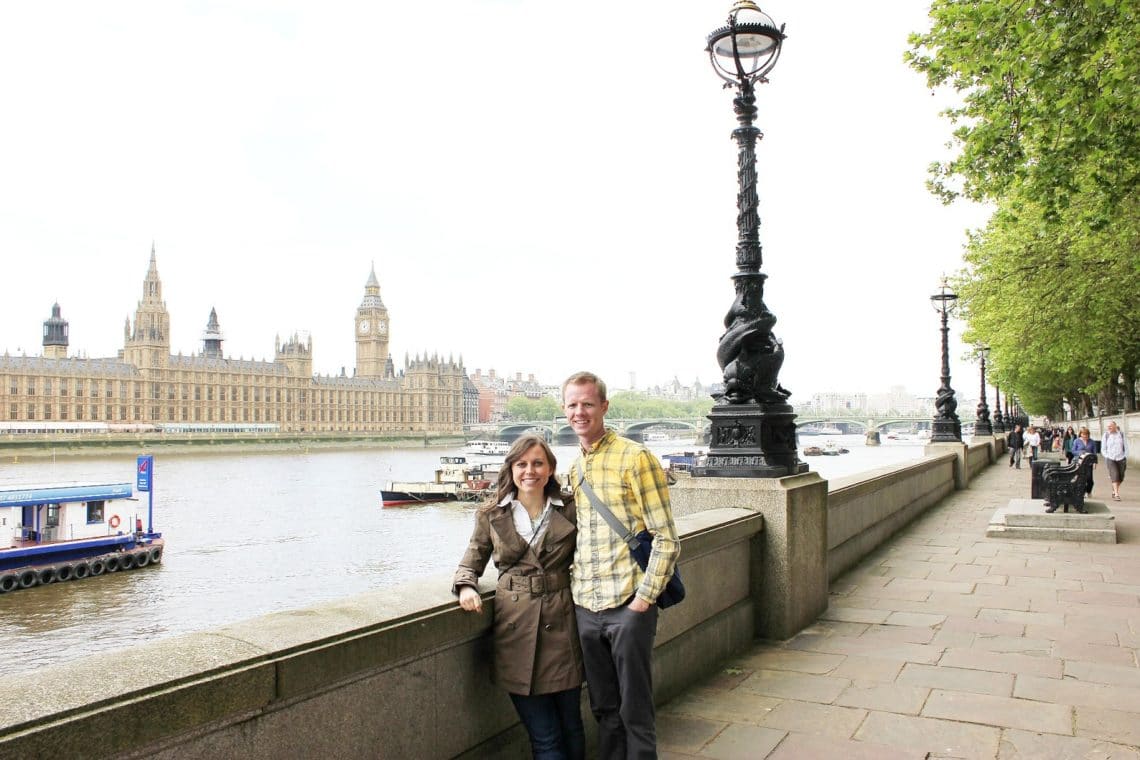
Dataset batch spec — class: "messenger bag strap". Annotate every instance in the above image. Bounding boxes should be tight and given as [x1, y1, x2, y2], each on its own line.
[575, 467, 640, 550]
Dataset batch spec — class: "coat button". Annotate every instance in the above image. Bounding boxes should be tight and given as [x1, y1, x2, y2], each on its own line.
[512, 594, 519, 602]
[544, 623, 553, 631]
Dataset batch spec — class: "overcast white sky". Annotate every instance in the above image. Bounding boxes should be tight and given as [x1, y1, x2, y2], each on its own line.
[0, 1, 991, 402]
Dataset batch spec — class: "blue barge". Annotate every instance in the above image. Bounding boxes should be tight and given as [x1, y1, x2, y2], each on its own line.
[0, 479, 164, 593]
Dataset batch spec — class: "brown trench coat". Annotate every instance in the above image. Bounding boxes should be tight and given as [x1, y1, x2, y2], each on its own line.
[452, 495, 584, 696]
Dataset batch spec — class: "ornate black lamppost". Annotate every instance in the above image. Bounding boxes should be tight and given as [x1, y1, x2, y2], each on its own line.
[929, 278, 962, 443]
[697, 1, 806, 478]
[992, 384, 1005, 433]
[974, 346, 993, 437]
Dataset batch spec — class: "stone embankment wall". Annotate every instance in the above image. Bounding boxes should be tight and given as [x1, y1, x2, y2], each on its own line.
[0, 510, 762, 760]
[0, 432, 464, 460]
[1, 442, 1009, 759]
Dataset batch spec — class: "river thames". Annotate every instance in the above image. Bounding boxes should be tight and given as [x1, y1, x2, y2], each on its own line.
[0, 435, 926, 677]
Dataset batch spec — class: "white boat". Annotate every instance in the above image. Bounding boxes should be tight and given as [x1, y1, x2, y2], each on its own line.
[464, 439, 509, 456]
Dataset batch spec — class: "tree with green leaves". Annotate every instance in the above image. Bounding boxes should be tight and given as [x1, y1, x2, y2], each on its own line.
[907, 0, 1139, 415]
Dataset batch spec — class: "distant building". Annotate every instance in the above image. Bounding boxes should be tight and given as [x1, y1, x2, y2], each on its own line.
[0, 247, 465, 434]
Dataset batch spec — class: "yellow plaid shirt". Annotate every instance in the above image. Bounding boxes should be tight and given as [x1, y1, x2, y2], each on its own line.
[570, 431, 680, 611]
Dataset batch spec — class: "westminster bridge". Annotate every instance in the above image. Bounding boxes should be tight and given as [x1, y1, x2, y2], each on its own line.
[480, 412, 978, 444]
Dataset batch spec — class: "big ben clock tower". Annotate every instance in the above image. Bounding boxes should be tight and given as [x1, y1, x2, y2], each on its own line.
[355, 264, 390, 378]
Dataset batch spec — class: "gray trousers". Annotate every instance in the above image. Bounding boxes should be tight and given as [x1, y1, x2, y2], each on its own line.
[575, 602, 659, 760]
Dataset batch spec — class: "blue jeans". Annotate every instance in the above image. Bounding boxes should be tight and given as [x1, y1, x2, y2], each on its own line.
[509, 687, 585, 760]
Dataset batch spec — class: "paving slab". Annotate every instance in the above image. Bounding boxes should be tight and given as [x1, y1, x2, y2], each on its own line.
[921, 689, 1073, 735]
[1075, 705, 1140, 747]
[835, 681, 929, 715]
[896, 663, 1014, 697]
[699, 724, 786, 760]
[998, 728, 1140, 759]
[757, 700, 867, 739]
[767, 732, 924, 759]
[738, 669, 849, 703]
[854, 711, 1001, 758]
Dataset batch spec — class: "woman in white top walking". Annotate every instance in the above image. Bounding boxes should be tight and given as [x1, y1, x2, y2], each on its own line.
[1104, 421, 1128, 501]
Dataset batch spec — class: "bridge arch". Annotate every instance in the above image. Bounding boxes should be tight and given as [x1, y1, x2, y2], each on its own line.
[496, 423, 555, 443]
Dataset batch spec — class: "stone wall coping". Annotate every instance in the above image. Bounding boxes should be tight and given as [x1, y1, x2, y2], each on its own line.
[829, 452, 953, 499]
[0, 507, 762, 745]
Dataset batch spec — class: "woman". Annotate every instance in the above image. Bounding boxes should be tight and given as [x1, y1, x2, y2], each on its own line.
[1071, 427, 1098, 495]
[453, 435, 584, 760]
[1103, 421, 1128, 502]
[1025, 425, 1041, 462]
[1063, 426, 1077, 464]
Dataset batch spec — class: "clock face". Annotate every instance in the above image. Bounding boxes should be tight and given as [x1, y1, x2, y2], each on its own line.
[359, 319, 370, 334]
[377, 321, 386, 334]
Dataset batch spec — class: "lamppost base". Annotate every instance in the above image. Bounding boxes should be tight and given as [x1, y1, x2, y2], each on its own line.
[974, 421, 993, 437]
[694, 402, 808, 478]
[930, 416, 962, 443]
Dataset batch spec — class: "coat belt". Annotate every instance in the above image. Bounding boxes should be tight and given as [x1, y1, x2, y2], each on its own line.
[500, 571, 570, 594]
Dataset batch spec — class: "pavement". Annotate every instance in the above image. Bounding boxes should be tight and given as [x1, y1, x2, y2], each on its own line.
[658, 455, 1140, 759]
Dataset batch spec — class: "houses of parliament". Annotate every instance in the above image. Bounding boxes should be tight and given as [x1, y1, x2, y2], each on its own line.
[0, 248, 467, 435]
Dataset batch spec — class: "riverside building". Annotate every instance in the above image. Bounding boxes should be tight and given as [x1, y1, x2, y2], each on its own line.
[0, 249, 466, 435]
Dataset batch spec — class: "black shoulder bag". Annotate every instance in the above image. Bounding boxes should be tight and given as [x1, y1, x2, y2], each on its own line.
[575, 469, 685, 609]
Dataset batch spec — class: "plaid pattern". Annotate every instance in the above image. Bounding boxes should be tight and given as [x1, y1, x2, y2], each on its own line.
[570, 431, 680, 611]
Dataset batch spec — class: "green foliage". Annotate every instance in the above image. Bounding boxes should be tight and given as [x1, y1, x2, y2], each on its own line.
[908, 0, 1140, 414]
[504, 395, 561, 421]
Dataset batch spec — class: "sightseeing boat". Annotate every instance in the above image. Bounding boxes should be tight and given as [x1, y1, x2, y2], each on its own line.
[381, 456, 499, 507]
[0, 480, 164, 594]
[464, 439, 510, 457]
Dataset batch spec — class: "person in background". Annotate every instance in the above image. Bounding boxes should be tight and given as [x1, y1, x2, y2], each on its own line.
[1051, 432, 1063, 453]
[1025, 425, 1041, 462]
[1103, 421, 1128, 502]
[1008, 424, 1024, 469]
[1063, 426, 1077, 463]
[453, 434, 585, 760]
[563, 370, 679, 760]
[1071, 427, 1098, 495]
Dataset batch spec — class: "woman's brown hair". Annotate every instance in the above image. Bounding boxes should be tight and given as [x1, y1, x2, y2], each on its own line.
[481, 434, 560, 510]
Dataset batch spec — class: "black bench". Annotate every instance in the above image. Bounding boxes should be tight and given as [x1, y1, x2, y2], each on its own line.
[1042, 453, 1097, 513]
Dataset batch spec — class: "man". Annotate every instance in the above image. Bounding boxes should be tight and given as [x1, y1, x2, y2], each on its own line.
[1007, 424, 1024, 469]
[1103, 421, 1128, 501]
[562, 371, 679, 759]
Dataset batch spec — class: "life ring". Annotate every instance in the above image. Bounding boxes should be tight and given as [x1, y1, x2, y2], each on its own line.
[108, 515, 121, 530]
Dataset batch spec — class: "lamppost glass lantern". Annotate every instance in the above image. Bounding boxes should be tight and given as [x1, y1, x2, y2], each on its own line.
[929, 278, 962, 443]
[695, 2, 805, 478]
[974, 345, 993, 437]
[707, 2, 785, 87]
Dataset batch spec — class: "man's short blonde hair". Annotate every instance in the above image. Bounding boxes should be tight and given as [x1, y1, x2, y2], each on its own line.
[562, 371, 607, 402]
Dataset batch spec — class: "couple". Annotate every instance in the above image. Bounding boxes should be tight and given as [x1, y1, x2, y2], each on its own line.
[452, 371, 680, 760]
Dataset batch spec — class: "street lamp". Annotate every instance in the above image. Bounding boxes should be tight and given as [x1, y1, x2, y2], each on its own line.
[992, 383, 1005, 433]
[974, 346, 993, 437]
[929, 277, 962, 443]
[697, 1, 806, 478]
